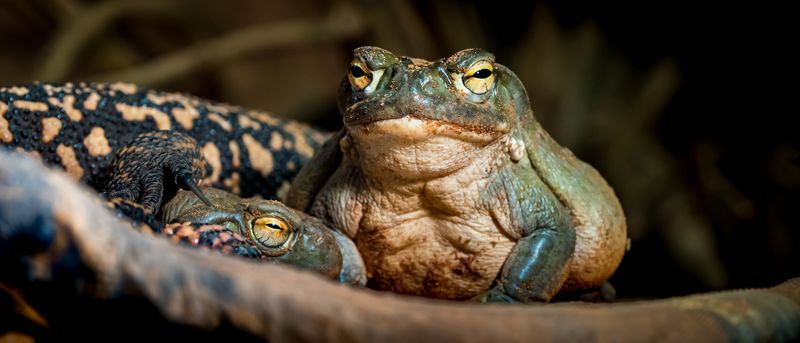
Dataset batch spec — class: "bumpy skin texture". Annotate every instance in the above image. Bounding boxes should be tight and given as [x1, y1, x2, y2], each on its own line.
[0, 82, 334, 262]
[102, 130, 210, 213]
[162, 222, 266, 259]
[287, 47, 627, 302]
[0, 82, 327, 199]
[162, 187, 366, 285]
[1, 152, 799, 342]
[96, 128, 365, 282]
[0, 82, 371, 286]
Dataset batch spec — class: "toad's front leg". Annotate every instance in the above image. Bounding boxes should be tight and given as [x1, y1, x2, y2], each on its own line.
[482, 227, 576, 303]
[478, 168, 576, 303]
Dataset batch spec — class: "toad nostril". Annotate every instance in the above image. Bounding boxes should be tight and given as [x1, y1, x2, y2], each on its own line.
[384, 66, 396, 83]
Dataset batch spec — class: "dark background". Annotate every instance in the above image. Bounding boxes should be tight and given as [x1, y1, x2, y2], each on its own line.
[1, 0, 796, 299]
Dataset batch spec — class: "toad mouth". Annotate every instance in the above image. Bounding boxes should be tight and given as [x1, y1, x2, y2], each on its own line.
[346, 115, 502, 144]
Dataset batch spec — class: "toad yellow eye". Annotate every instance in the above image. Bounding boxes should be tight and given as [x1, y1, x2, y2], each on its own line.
[463, 61, 495, 95]
[250, 216, 292, 249]
[348, 60, 372, 91]
[347, 59, 385, 94]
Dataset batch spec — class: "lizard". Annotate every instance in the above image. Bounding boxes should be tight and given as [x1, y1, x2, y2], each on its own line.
[0, 81, 327, 202]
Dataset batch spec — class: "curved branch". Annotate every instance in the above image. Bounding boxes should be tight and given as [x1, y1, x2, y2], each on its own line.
[1, 151, 799, 342]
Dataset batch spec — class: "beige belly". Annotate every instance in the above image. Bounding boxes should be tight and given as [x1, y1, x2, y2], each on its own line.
[354, 215, 515, 300]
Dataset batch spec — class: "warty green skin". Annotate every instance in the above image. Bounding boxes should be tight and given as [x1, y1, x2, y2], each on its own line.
[288, 47, 627, 302]
[163, 188, 366, 285]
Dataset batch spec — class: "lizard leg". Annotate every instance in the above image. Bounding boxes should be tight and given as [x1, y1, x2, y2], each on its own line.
[102, 131, 211, 213]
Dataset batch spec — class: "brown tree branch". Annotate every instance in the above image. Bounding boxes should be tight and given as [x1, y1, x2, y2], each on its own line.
[1, 151, 799, 342]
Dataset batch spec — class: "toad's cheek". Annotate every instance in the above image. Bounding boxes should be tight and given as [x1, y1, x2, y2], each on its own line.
[274, 223, 351, 282]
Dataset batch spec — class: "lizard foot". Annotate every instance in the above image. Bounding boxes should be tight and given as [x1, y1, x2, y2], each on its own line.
[101, 131, 212, 213]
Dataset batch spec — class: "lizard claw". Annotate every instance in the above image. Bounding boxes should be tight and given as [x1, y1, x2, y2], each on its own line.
[176, 172, 213, 207]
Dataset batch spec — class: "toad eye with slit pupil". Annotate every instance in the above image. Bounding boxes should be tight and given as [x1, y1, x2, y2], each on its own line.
[250, 216, 292, 248]
[347, 60, 372, 91]
[471, 69, 492, 79]
[350, 65, 367, 78]
[463, 61, 495, 95]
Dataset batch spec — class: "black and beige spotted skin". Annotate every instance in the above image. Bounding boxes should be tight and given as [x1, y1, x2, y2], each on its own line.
[0, 82, 328, 199]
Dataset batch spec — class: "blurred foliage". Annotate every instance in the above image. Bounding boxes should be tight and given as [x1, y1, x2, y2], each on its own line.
[0, 0, 796, 298]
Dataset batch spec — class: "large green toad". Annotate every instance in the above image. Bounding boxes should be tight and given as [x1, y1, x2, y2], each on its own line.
[287, 47, 627, 302]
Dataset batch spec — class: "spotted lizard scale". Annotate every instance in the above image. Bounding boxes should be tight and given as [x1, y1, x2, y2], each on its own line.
[0, 82, 328, 200]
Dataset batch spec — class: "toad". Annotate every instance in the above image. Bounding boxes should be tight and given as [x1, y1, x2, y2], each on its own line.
[287, 47, 627, 302]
